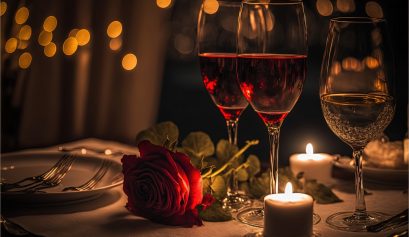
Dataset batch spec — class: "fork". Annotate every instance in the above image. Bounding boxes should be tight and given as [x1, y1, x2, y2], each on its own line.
[63, 159, 111, 192]
[1, 154, 74, 192]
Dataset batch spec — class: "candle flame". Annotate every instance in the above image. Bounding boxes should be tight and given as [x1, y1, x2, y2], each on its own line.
[306, 143, 314, 155]
[284, 182, 293, 194]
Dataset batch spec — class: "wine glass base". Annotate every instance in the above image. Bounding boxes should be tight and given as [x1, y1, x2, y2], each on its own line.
[326, 211, 390, 232]
[222, 193, 251, 212]
[243, 231, 321, 237]
[237, 207, 322, 228]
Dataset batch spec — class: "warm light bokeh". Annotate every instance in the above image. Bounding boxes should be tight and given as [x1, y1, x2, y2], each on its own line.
[156, 0, 172, 9]
[38, 31, 53, 46]
[63, 37, 78, 55]
[203, 0, 219, 15]
[18, 52, 32, 69]
[5, 38, 18, 53]
[44, 42, 57, 57]
[109, 37, 122, 51]
[18, 40, 29, 49]
[18, 25, 32, 40]
[122, 53, 137, 71]
[76, 29, 91, 46]
[15, 6, 29, 24]
[336, 0, 355, 13]
[69, 29, 79, 37]
[365, 1, 383, 18]
[43, 16, 58, 32]
[0, 1, 7, 16]
[174, 34, 194, 55]
[316, 0, 333, 16]
[107, 21, 122, 38]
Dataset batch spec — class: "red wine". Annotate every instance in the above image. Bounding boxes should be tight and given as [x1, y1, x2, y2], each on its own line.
[237, 54, 306, 127]
[199, 53, 248, 121]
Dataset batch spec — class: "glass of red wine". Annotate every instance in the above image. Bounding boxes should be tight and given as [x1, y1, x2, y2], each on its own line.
[236, 1, 308, 227]
[197, 1, 250, 211]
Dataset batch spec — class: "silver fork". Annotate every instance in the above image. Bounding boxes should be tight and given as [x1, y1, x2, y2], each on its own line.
[19, 155, 76, 193]
[1, 154, 74, 192]
[63, 159, 111, 192]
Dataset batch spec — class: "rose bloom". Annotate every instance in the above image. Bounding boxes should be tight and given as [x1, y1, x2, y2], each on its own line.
[122, 140, 204, 227]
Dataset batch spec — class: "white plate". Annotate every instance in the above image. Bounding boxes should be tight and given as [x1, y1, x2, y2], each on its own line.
[334, 157, 408, 185]
[1, 151, 123, 204]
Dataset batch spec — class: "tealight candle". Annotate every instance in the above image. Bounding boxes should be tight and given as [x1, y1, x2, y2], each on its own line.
[263, 182, 313, 237]
[290, 143, 333, 185]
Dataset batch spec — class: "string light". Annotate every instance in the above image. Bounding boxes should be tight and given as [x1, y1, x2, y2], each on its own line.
[44, 42, 57, 57]
[156, 0, 172, 9]
[5, 38, 18, 53]
[38, 30, 53, 46]
[62, 37, 78, 55]
[0, 1, 7, 16]
[15, 6, 29, 24]
[203, 0, 219, 15]
[43, 16, 58, 32]
[18, 25, 32, 40]
[76, 29, 91, 46]
[109, 37, 122, 51]
[107, 21, 122, 38]
[122, 53, 137, 71]
[18, 52, 32, 69]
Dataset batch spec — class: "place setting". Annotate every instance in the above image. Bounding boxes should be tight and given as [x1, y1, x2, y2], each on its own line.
[1, 0, 408, 237]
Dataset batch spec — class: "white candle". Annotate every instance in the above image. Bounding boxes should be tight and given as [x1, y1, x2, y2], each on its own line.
[263, 183, 313, 237]
[290, 143, 333, 185]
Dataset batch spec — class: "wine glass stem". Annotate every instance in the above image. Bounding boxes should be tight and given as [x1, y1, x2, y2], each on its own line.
[353, 149, 367, 218]
[268, 126, 280, 194]
[226, 119, 239, 146]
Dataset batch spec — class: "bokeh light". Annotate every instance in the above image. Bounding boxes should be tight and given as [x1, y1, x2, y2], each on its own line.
[1, 2, 7, 16]
[38, 31, 53, 46]
[17, 40, 29, 49]
[203, 0, 219, 15]
[44, 42, 57, 57]
[76, 29, 91, 46]
[15, 6, 29, 24]
[109, 37, 122, 51]
[316, 0, 333, 16]
[174, 34, 194, 55]
[365, 1, 383, 18]
[5, 38, 18, 53]
[156, 0, 172, 9]
[63, 37, 78, 56]
[18, 52, 32, 69]
[18, 25, 32, 40]
[122, 53, 137, 71]
[69, 29, 79, 37]
[43, 16, 58, 32]
[365, 56, 379, 69]
[336, 0, 355, 13]
[342, 57, 362, 72]
[107, 21, 122, 38]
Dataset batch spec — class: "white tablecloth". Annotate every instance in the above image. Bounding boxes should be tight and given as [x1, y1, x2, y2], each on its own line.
[3, 138, 408, 237]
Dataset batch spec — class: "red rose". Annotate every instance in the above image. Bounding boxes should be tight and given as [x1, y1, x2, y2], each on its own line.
[121, 140, 203, 227]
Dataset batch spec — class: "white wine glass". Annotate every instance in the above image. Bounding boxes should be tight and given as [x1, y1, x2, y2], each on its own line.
[320, 17, 395, 232]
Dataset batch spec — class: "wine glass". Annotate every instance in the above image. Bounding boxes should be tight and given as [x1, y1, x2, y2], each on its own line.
[320, 17, 395, 231]
[197, 1, 250, 211]
[236, 1, 307, 227]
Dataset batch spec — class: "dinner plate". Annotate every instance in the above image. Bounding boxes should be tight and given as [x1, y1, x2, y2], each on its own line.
[1, 151, 123, 204]
[333, 157, 408, 185]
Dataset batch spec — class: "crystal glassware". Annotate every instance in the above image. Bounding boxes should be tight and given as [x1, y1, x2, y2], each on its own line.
[320, 17, 395, 231]
[197, 1, 250, 211]
[236, 0, 307, 226]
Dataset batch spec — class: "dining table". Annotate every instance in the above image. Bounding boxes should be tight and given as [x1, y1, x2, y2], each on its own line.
[2, 138, 408, 237]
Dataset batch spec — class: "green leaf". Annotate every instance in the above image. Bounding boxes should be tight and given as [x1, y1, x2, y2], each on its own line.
[200, 200, 232, 222]
[304, 180, 343, 204]
[210, 175, 226, 199]
[278, 167, 302, 193]
[216, 139, 239, 164]
[182, 132, 215, 159]
[135, 121, 179, 147]
[202, 178, 211, 195]
[249, 172, 270, 199]
[245, 154, 261, 177]
[236, 168, 249, 182]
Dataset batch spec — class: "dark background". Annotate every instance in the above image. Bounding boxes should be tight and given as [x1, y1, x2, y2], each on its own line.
[157, 0, 408, 166]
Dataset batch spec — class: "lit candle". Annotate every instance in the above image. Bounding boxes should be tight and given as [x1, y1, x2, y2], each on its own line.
[290, 143, 333, 185]
[263, 183, 313, 237]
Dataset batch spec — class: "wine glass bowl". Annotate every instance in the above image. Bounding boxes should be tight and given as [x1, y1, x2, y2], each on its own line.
[320, 17, 395, 231]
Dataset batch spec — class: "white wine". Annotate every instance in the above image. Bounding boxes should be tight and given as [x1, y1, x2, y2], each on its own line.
[321, 93, 394, 148]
